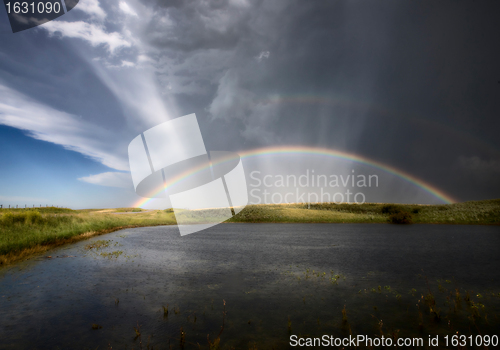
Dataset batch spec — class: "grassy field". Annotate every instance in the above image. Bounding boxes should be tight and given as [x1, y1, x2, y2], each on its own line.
[0, 199, 499, 266]
[0, 208, 176, 265]
[228, 199, 500, 224]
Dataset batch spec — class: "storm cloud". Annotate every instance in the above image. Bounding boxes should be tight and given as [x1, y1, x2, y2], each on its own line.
[0, 0, 499, 207]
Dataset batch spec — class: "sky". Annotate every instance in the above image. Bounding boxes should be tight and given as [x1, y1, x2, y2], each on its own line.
[0, 0, 499, 209]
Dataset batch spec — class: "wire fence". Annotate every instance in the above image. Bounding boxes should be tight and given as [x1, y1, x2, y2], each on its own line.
[0, 205, 61, 209]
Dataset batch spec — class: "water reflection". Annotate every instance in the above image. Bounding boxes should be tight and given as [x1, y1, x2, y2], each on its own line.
[1, 224, 499, 349]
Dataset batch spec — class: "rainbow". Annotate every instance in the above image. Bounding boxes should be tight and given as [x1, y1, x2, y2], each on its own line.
[261, 94, 500, 156]
[133, 146, 456, 207]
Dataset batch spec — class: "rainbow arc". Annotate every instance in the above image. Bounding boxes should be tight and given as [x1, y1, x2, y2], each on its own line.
[133, 146, 455, 207]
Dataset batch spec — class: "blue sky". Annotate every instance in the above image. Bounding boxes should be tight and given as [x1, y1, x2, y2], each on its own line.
[0, 0, 499, 208]
[0, 125, 133, 208]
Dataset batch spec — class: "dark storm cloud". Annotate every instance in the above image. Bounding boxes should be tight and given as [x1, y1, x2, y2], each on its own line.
[1, 0, 498, 203]
[146, 4, 245, 51]
[141, 0, 500, 201]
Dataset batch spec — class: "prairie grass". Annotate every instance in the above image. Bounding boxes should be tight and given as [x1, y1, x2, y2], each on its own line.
[229, 199, 500, 224]
[1, 199, 498, 265]
[0, 207, 176, 265]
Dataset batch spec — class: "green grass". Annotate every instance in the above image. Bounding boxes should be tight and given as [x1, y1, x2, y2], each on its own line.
[0, 207, 176, 264]
[1, 206, 76, 214]
[1, 200, 498, 265]
[227, 199, 500, 224]
[113, 207, 144, 212]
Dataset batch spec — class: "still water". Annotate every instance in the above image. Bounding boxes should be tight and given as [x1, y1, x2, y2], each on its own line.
[1, 224, 499, 349]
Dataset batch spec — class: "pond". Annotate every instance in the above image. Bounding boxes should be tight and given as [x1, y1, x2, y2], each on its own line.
[1, 223, 499, 349]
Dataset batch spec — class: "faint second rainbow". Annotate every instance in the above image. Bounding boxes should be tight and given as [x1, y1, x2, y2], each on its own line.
[133, 145, 456, 207]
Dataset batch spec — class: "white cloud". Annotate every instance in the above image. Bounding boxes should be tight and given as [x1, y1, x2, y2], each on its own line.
[121, 60, 135, 67]
[208, 69, 255, 121]
[119, 2, 138, 17]
[87, 62, 174, 127]
[78, 172, 132, 188]
[39, 1, 174, 128]
[256, 51, 270, 62]
[0, 84, 129, 171]
[42, 20, 131, 53]
[74, 0, 106, 20]
[208, 69, 279, 143]
[137, 54, 154, 63]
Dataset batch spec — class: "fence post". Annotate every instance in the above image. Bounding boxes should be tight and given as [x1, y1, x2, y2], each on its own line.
[0, 204, 2, 209]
